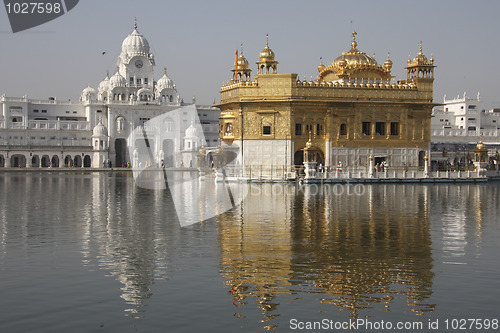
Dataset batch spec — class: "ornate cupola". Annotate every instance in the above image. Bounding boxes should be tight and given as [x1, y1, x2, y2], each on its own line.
[405, 42, 435, 99]
[406, 41, 435, 81]
[232, 44, 252, 82]
[256, 34, 278, 75]
[317, 31, 392, 82]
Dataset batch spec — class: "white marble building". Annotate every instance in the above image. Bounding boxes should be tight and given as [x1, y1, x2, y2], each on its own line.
[431, 92, 500, 164]
[0, 20, 220, 169]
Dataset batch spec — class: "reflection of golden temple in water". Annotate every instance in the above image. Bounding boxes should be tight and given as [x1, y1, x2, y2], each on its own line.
[217, 184, 436, 327]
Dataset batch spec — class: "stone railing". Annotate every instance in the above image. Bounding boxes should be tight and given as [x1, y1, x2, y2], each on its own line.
[28, 120, 91, 131]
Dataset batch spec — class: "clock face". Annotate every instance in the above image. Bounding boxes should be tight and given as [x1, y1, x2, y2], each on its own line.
[135, 60, 143, 69]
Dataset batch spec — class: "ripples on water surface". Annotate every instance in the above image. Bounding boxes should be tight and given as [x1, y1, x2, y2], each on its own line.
[0, 173, 499, 332]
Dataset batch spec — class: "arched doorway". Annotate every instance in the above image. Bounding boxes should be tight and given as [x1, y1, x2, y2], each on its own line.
[41, 155, 50, 167]
[84, 155, 91, 168]
[51, 155, 59, 168]
[418, 150, 426, 167]
[115, 139, 127, 167]
[11, 154, 26, 168]
[64, 155, 72, 167]
[73, 155, 82, 167]
[294, 149, 325, 166]
[31, 155, 40, 167]
[294, 150, 304, 167]
[0, 155, 4, 167]
[162, 139, 174, 167]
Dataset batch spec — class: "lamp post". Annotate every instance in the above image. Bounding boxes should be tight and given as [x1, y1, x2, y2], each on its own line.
[302, 132, 318, 180]
[368, 153, 374, 178]
[423, 153, 429, 178]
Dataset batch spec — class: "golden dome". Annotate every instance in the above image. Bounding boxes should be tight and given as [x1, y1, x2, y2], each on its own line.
[408, 42, 430, 66]
[237, 55, 249, 69]
[384, 53, 393, 71]
[476, 141, 486, 151]
[259, 34, 275, 60]
[237, 44, 249, 69]
[332, 31, 378, 68]
[317, 57, 325, 72]
[317, 31, 392, 82]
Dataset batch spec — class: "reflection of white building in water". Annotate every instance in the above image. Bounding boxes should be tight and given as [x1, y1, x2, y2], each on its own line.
[0, 20, 220, 169]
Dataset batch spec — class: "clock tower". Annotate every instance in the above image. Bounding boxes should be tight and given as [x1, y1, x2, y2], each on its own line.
[117, 19, 155, 95]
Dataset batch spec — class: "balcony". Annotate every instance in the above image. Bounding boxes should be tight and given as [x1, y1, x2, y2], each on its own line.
[27, 120, 90, 131]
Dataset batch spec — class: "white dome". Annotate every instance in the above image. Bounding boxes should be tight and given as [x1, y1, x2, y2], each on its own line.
[156, 68, 175, 91]
[110, 71, 126, 88]
[92, 121, 108, 137]
[185, 123, 198, 138]
[81, 85, 96, 96]
[121, 26, 150, 58]
[98, 73, 110, 92]
[81, 85, 97, 102]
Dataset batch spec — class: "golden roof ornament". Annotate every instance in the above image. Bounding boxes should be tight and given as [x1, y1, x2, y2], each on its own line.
[351, 30, 358, 51]
[317, 57, 325, 72]
[134, 17, 137, 30]
[384, 52, 393, 71]
[259, 33, 275, 60]
[476, 141, 486, 151]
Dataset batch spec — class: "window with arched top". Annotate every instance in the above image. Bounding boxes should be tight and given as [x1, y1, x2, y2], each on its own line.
[116, 116, 126, 133]
[164, 118, 174, 132]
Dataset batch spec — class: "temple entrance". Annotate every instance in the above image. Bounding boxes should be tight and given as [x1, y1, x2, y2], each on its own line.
[374, 157, 387, 171]
[115, 139, 127, 167]
[162, 139, 174, 167]
[294, 150, 304, 167]
[294, 149, 324, 167]
[84, 155, 91, 168]
[418, 150, 426, 167]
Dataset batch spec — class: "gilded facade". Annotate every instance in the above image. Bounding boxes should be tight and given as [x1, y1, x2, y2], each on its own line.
[218, 32, 436, 171]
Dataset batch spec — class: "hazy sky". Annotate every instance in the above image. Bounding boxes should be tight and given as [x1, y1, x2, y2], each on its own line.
[1, 0, 499, 107]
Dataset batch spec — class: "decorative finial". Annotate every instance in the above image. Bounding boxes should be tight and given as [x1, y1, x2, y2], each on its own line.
[387, 52, 390, 60]
[164, 67, 167, 75]
[240, 43, 243, 56]
[134, 17, 137, 30]
[419, 41, 423, 54]
[106, 70, 109, 78]
[320, 57, 323, 65]
[351, 30, 358, 49]
[266, 33, 269, 47]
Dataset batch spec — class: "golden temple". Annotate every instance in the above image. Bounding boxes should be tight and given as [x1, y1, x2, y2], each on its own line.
[217, 32, 436, 172]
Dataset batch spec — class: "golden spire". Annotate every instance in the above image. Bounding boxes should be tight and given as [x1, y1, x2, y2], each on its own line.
[240, 43, 243, 56]
[419, 41, 423, 54]
[266, 33, 269, 47]
[164, 67, 167, 75]
[351, 30, 358, 50]
[134, 17, 137, 30]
